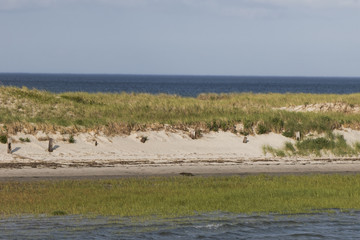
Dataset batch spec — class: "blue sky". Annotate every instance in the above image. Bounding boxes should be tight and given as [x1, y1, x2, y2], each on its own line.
[1, 0, 360, 76]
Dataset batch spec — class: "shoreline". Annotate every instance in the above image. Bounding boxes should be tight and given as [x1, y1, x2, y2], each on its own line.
[1, 160, 360, 181]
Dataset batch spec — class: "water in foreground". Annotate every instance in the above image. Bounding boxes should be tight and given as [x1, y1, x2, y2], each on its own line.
[1, 211, 358, 239]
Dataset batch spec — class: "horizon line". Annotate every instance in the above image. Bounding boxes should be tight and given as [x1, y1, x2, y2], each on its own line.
[1, 72, 360, 79]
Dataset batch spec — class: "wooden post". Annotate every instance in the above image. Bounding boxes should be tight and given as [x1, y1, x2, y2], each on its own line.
[296, 131, 301, 141]
[48, 138, 53, 152]
[190, 130, 196, 139]
[7, 138, 11, 154]
[190, 130, 200, 139]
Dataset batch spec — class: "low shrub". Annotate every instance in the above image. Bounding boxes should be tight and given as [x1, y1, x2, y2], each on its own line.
[68, 135, 75, 143]
[256, 123, 269, 135]
[282, 130, 294, 138]
[296, 137, 333, 154]
[0, 135, 7, 144]
[19, 137, 31, 142]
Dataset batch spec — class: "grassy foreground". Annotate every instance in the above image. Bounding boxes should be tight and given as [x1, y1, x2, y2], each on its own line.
[1, 86, 360, 136]
[1, 175, 360, 217]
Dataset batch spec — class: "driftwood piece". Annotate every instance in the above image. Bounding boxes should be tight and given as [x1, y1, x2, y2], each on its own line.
[48, 138, 53, 152]
[7, 138, 11, 154]
[180, 172, 194, 176]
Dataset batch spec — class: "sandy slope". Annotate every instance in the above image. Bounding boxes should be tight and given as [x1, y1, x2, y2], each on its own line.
[1, 129, 360, 178]
[0, 130, 292, 163]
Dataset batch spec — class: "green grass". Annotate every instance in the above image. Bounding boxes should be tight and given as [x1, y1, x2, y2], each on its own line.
[19, 137, 30, 142]
[1, 175, 360, 217]
[264, 133, 360, 157]
[262, 145, 286, 157]
[2, 86, 360, 135]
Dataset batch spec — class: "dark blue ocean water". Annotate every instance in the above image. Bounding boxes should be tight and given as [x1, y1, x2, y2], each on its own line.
[1, 73, 360, 96]
[1, 211, 359, 239]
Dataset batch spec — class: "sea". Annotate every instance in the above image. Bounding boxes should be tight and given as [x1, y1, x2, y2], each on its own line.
[1, 73, 360, 96]
[1, 211, 359, 240]
[1, 73, 360, 239]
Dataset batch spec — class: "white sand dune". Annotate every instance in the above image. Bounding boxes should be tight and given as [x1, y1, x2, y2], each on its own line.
[1, 129, 360, 178]
[0, 131, 293, 163]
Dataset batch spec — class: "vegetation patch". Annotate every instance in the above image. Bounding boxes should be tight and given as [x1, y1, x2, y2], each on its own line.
[2, 86, 360, 135]
[68, 135, 75, 143]
[52, 210, 67, 216]
[256, 123, 269, 135]
[0, 135, 7, 144]
[1, 175, 360, 217]
[263, 133, 360, 157]
[19, 137, 31, 143]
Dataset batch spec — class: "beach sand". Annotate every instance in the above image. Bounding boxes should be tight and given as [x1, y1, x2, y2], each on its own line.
[1, 129, 360, 179]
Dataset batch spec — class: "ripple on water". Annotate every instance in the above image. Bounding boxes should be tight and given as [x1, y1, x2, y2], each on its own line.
[1, 211, 360, 239]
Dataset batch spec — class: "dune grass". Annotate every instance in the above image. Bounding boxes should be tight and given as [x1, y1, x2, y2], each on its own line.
[263, 133, 360, 157]
[1, 86, 360, 135]
[1, 175, 360, 217]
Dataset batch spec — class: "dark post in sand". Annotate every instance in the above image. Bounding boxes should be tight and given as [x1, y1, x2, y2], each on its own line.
[7, 138, 11, 154]
[48, 138, 53, 152]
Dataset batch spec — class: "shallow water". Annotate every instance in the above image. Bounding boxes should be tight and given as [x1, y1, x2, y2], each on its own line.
[1, 211, 359, 239]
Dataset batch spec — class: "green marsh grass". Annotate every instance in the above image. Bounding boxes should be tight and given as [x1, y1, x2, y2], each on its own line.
[1, 175, 360, 217]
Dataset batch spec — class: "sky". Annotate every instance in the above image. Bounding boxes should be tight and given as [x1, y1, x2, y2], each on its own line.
[1, 0, 360, 76]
